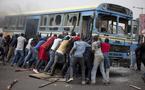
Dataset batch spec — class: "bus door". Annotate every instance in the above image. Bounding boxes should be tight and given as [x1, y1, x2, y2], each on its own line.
[25, 16, 40, 39]
[81, 11, 94, 41]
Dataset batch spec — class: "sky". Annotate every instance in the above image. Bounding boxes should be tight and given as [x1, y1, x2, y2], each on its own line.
[0, 0, 144, 19]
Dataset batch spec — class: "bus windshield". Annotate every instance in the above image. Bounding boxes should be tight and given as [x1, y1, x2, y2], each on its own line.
[95, 14, 130, 36]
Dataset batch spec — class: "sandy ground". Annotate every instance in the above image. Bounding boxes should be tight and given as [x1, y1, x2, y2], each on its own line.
[0, 62, 145, 90]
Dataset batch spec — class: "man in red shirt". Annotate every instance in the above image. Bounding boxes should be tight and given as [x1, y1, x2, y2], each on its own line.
[101, 38, 111, 84]
[33, 34, 57, 73]
[38, 34, 57, 61]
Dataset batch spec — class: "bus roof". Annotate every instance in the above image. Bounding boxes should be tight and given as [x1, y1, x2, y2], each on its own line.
[6, 3, 133, 18]
[7, 6, 96, 16]
[96, 3, 133, 18]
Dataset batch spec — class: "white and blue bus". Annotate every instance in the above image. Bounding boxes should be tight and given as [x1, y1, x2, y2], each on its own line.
[2, 3, 134, 66]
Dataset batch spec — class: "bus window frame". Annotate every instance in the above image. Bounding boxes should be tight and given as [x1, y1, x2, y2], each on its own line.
[47, 14, 63, 32]
[95, 11, 132, 36]
[62, 12, 80, 32]
[16, 16, 26, 30]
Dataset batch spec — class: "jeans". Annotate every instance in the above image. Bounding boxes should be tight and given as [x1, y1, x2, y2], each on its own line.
[84, 47, 93, 80]
[22, 49, 32, 67]
[28, 48, 38, 68]
[35, 60, 47, 71]
[12, 50, 24, 66]
[61, 54, 69, 76]
[106, 68, 110, 82]
[103, 52, 110, 82]
[69, 56, 86, 82]
[24, 48, 29, 56]
[103, 52, 110, 69]
[63, 54, 71, 79]
[50, 52, 65, 75]
[44, 50, 55, 72]
[91, 55, 107, 83]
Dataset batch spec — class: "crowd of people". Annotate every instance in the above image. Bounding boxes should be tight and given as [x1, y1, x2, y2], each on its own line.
[0, 32, 112, 85]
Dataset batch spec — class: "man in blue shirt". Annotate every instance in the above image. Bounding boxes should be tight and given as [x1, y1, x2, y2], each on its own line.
[68, 39, 91, 85]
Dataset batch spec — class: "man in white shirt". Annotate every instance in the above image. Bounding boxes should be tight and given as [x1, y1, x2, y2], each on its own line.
[44, 35, 63, 72]
[11, 33, 26, 67]
[91, 36, 107, 84]
[22, 38, 33, 67]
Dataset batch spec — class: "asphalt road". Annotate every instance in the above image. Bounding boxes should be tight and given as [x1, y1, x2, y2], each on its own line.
[0, 62, 145, 90]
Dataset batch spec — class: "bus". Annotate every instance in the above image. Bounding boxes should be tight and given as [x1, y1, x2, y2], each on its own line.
[2, 3, 133, 67]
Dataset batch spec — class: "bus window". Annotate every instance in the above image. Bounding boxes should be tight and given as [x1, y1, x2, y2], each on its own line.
[47, 14, 63, 31]
[68, 13, 79, 26]
[40, 15, 48, 26]
[3, 17, 10, 29]
[17, 16, 26, 30]
[70, 16, 77, 26]
[48, 14, 62, 26]
[96, 16, 110, 33]
[7, 16, 17, 30]
[62, 13, 79, 32]
[100, 20, 108, 32]
[96, 14, 117, 34]
[55, 15, 61, 25]
[96, 14, 129, 35]
[63, 14, 69, 26]
[118, 23, 126, 35]
[49, 17, 54, 26]
[3, 16, 26, 32]
[40, 15, 48, 31]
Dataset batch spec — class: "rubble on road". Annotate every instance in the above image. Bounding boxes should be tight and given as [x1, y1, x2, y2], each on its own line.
[7, 79, 18, 90]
